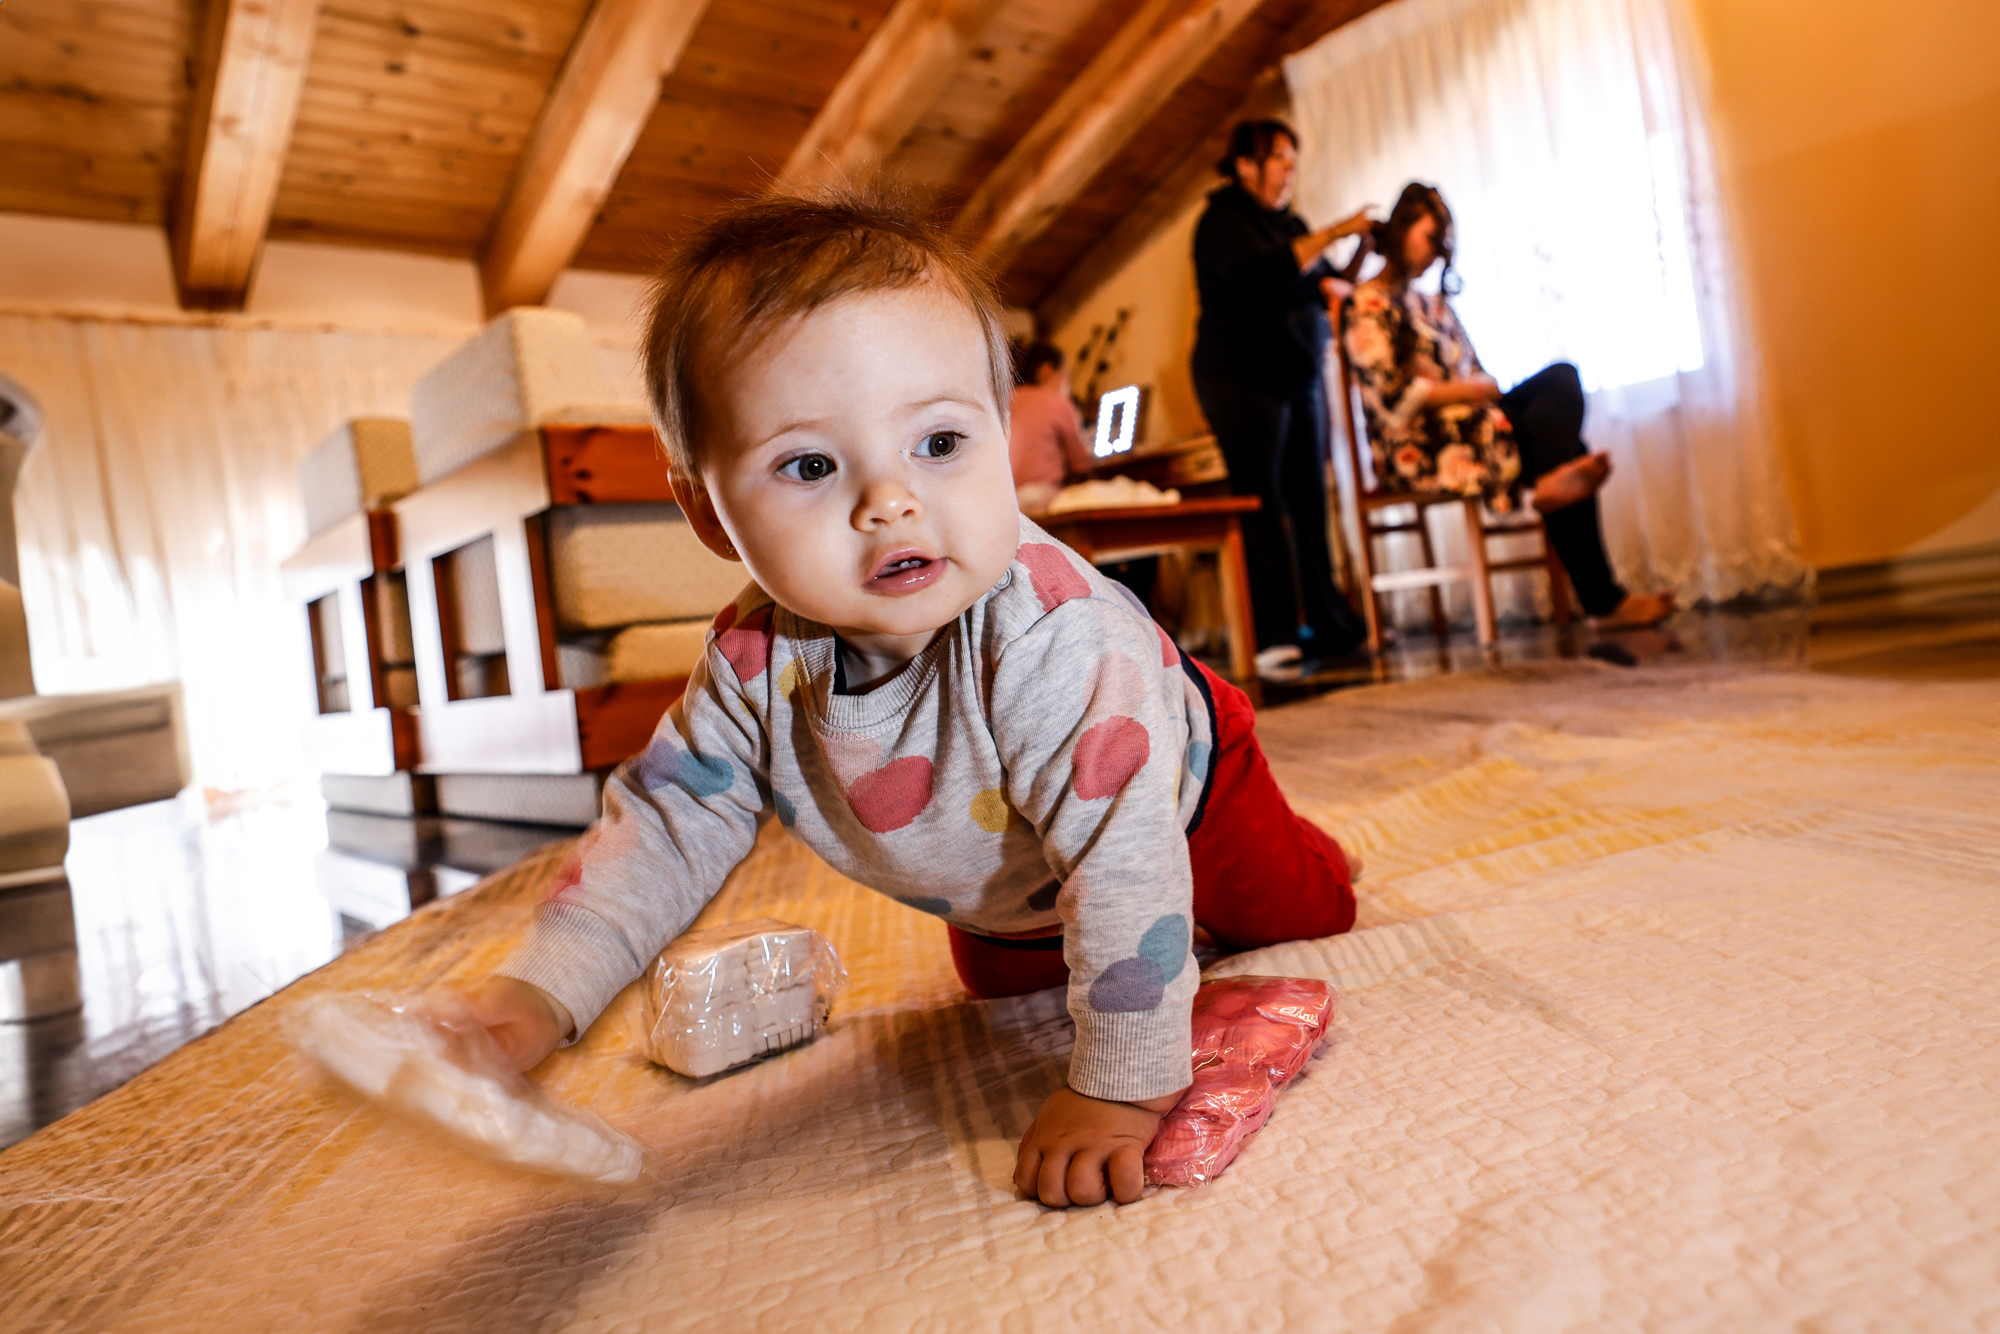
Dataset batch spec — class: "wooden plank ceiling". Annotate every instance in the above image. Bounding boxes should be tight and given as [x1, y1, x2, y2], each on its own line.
[0, 0, 1385, 317]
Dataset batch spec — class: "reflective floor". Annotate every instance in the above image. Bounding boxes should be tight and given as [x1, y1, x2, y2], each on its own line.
[2, 564, 1993, 1151]
[0, 800, 576, 1149]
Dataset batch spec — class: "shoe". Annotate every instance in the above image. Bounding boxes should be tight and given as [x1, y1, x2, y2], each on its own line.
[1255, 644, 1303, 674]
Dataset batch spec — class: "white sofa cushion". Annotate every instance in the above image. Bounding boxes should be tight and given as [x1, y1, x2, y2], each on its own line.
[0, 752, 69, 874]
[298, 419, 418, 539]
[545, 504, 744, 632]
[0, 684, 190, 820]
[557, 620, 710, 688]
[409, 308, 648, 485]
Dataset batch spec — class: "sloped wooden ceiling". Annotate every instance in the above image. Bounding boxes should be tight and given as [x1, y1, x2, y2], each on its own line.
[0, 0, 1385, 317]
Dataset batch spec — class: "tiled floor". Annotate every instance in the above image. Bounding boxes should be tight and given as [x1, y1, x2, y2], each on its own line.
[2, 569, 1993, 1151]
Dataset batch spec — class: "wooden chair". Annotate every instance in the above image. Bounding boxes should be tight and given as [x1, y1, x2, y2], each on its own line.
[1328, 307, 1574, 652]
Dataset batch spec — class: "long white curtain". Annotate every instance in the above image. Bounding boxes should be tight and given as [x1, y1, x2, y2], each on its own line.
[0, 314, 462, 793]
[1285, 0, 1806, 623]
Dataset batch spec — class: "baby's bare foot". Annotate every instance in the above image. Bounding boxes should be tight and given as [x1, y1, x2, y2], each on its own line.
[1590, 590, 1677, 631]
[1344, 849, 1365, 882]
[1532, 452, 1612, 513]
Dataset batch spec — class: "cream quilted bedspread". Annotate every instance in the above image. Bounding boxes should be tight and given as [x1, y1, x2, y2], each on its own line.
[3, 664, 1996, 1331]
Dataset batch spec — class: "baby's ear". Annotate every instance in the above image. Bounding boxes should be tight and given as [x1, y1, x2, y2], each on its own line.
[668, 465, 740, 562]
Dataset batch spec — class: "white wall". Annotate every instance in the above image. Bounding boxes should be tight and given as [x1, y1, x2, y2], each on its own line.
[1047, 200, 1211, 450]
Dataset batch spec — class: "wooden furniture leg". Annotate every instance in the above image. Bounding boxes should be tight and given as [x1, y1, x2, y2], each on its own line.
[1414, 506, 1450, 639]
[1354, 505, 1385, 655]
[1462, 500, 1498, 648]
[1217, 523, 1258, 683]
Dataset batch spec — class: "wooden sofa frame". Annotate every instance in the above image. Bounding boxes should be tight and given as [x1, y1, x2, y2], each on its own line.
[394, 424, 689, 776]
[281, 508, 418, 775]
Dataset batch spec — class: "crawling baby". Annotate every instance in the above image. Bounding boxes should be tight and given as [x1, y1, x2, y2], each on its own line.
[465, 189, 1359, 1208]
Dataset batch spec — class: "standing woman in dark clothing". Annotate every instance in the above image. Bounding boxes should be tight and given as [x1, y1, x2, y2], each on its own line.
[1191, 120, 1374, 664]
[1340, 183, 1676, 629]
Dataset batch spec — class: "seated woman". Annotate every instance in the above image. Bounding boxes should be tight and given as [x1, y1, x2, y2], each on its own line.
[1006, 341, 1093, 514]
[1339, 182, 1675, 630]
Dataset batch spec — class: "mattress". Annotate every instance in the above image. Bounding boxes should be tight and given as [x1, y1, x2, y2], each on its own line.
[544, 504, 745, 631]
[558, 620, 711, 688]
[4, 664, 1996, 1331]
[297, 418, 418, 539]
[409, 308, 649, 485]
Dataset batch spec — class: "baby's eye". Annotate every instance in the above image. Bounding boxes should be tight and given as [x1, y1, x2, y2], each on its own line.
[916, 431, 962, 459]
[777, 453, 836, 482]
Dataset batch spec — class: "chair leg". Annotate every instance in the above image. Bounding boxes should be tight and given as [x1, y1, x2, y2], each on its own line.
[1463, 501, 1498, 648]
[1414, 506, 1450, 640]
[1354, 511, 1386, 655]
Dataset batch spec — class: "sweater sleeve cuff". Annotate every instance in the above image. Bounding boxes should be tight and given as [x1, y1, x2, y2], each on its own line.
[1066, 1009, 1194, 1104]
[495, 902, 649, 1046]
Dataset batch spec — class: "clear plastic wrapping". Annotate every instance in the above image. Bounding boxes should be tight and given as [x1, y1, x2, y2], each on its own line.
[1144, 975, 1338, 1187]
[288, 991, 645, 1185]
[640, 918, 847, 1078]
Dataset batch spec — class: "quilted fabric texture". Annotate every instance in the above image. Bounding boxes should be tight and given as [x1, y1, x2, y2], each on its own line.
[2, 664, 1995, 1332]
[544, 504, 745, 631]
[297, 418, 417, 538]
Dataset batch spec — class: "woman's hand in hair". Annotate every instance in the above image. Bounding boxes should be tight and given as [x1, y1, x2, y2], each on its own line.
[1293, 208, 1378, 269]
[1331, 207, 1376, 238]
[1425, 375, 1503, 406]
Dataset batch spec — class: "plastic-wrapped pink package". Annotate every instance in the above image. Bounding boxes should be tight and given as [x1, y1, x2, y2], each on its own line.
[289, 991, 646, 1185]
[1144, 975, 1338, 1187]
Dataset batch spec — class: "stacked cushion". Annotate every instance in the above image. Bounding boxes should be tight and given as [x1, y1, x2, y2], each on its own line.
[408, 308, 648, 486]
[543, 504, 743, 632]
[298, 418, 418, 539]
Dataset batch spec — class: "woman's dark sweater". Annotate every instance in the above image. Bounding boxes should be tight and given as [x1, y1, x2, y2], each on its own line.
[1191, 182, 1335, 398]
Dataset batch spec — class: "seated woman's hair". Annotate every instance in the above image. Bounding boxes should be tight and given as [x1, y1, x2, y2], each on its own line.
[1015, 341, 1064, 385]
[1215, 119, 1298, 178]
[642, 186, 1013, 480]
[1374, 181, 1461, 295]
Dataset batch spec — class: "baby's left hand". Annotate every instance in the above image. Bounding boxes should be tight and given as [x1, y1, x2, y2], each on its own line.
[1014, 1085, 1184, 1207]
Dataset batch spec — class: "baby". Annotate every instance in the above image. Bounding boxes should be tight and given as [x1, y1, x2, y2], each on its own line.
[467, 191, 1358, 1208]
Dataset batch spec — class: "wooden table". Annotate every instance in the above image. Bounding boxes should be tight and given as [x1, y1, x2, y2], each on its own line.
[1032, 495, 1262, 683]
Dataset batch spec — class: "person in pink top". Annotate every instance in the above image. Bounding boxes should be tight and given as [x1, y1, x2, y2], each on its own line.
[1007, 342, 1094, 512]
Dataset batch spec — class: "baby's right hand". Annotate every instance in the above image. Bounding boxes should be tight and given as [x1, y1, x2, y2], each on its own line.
[462, 976, 573, 1072]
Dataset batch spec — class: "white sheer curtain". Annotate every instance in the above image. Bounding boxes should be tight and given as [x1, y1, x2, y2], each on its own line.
[0, 314, 462, 794]
[1285, 0, 1806, 625]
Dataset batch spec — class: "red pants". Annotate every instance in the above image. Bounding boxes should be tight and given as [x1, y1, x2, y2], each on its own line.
[948, 661, 1357, 999]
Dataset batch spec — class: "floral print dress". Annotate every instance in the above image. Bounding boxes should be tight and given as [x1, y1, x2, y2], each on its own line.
[1340, 280, 1523, 511]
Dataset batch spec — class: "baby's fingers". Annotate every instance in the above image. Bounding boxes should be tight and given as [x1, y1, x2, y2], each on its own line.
[1065, 1150, 1111, 1208]
[1014, 1143, 1044, 1199]
[1037, 1150, 1073, 1208]
[1107, 1143, 1146, 1204]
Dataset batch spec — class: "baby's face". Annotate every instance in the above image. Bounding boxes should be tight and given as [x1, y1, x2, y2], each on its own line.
[691, 284, 1020, 647]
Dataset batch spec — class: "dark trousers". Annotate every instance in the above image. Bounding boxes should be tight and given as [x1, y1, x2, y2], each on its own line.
[1501, 363, 1627, 617]
[1192, 369, 1361, 654]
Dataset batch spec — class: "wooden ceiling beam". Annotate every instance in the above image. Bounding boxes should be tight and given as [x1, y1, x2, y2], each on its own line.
[1033, 0, 1394, 331]
[478, 0, 714, 316]
[778, 0, 1013, 189]
[950, 0, 1268, 272]
[172, 0, 324, 310]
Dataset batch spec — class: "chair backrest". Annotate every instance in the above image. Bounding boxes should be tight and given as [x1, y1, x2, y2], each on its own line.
[1326, 295, 1382, 499]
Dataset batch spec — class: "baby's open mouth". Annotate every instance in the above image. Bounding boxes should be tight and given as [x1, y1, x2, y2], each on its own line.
[867, 549, 944, 594]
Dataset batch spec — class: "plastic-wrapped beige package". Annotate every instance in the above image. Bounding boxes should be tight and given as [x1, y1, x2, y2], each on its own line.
[640, 919, 847, 1077]
[289, 991, 645, 1186]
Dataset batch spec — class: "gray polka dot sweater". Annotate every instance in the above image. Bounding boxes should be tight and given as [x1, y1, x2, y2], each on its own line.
[501, 517, 1214, 1102]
